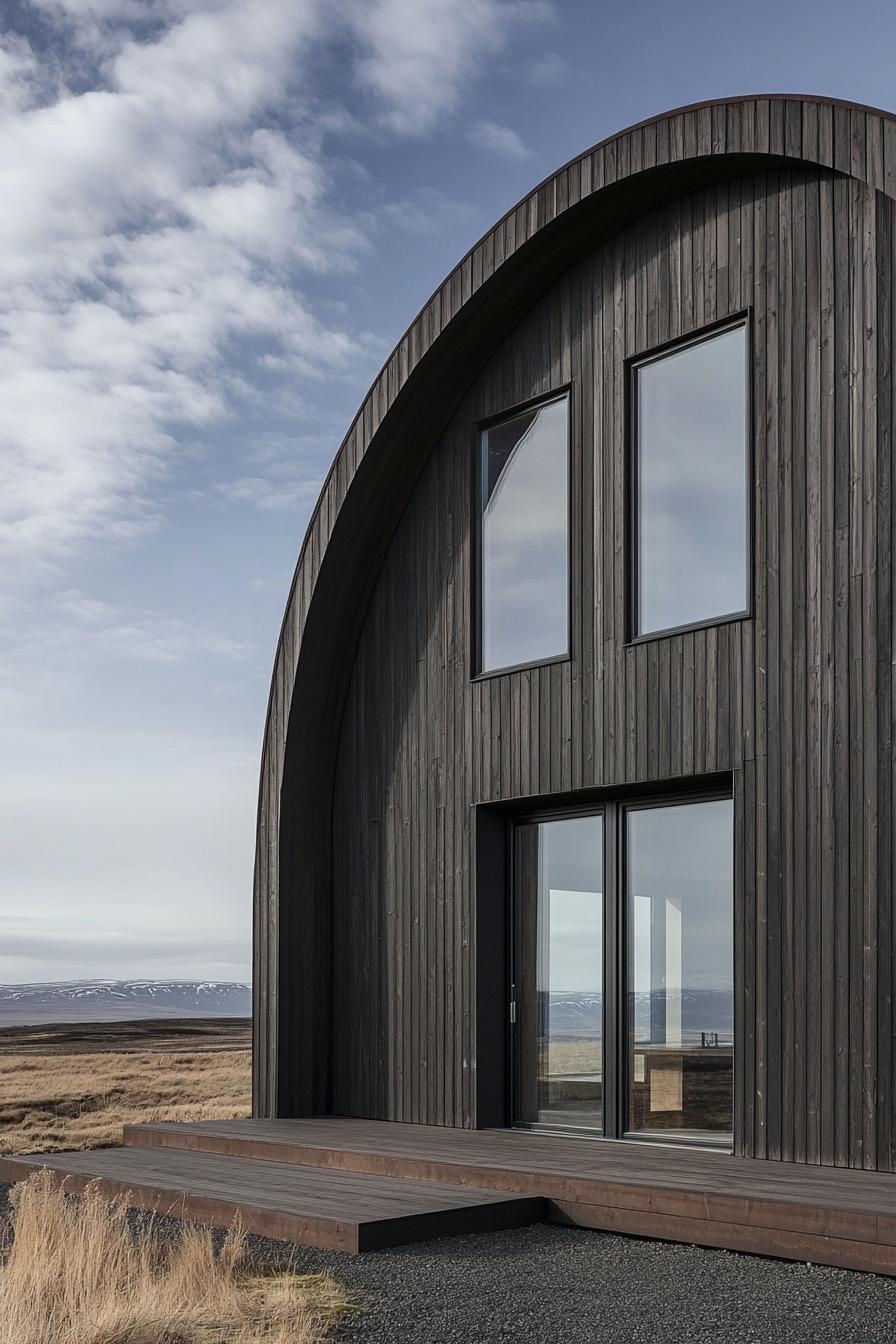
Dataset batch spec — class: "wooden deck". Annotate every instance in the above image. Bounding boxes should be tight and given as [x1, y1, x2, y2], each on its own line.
[5, 1117, 896, 1269]
[0, 1144, 542, 1253]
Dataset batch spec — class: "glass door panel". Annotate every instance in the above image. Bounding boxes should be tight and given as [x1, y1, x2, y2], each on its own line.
[626, 798, 733, 1144]
[515, 815, 603, 1131]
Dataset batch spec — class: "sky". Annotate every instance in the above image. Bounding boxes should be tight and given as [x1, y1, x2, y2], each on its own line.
[2, 0, 896, 987]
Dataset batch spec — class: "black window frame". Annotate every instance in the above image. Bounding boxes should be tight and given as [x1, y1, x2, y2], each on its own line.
[625, 313, 753, 645]
[508, 780, 735, 1150]
[472, 386, 573, 681]
[509, 802, 610, 1138]
[618, 787, 735, 1150]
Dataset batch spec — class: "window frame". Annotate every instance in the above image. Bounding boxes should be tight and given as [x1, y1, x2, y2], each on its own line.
[509, 803, 607, 1138]
[508, 780, 735, 1150]
[625, 313, 753, 645]
[618, 787, 735, 1149]
[472, 386, 573, 681]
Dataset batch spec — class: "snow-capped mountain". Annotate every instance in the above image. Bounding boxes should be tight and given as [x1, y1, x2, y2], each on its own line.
[545, 990, 734, 1039]
[0, 979, 251, 1026]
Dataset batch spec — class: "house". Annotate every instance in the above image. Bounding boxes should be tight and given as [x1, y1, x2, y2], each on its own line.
[253, 93, 896, 1182]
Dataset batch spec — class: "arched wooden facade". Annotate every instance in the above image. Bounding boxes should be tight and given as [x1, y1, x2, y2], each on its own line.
[254, 95, 896, 1174]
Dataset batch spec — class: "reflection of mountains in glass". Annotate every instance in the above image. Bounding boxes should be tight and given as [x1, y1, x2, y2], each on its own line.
[545, 991, 734, 1039]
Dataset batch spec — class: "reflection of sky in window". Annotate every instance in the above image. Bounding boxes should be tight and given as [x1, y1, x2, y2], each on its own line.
[627, 799, 733, 993]
[545, 890, 602, 992]
[540, 816, 602, 994]
[637, 326, 747, 635]
[481, 396, 568, 672]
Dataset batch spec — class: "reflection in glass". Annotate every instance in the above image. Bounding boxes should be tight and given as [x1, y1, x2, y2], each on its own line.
[480, 395, 568, 673]
[516, 815, 603, 1131]
[635, 324, 747, 636]
[627, 799, 733, 1145]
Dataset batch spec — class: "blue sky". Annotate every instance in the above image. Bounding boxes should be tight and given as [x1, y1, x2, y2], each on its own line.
[2, 0, 895, 986]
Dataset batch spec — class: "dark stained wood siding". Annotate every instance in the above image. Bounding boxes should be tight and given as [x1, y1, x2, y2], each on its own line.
[328, 165, 896, 1169]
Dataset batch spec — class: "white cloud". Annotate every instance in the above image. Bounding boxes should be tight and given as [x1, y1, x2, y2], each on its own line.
[0, 0, 358, 608]
[469, 117, 530, 159]
[349, 0, 551, 134]
[0, 593, 252, 730]
[0, 0, 547, 611]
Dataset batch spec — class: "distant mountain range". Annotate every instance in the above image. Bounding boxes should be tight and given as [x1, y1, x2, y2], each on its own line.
[546, 990, 733, 1040]
[0, 980, 251, 1026]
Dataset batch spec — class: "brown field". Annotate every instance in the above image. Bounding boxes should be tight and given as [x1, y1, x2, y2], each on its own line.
[0, 1019, 251, 1157]
[545, 1039, 602, 1076]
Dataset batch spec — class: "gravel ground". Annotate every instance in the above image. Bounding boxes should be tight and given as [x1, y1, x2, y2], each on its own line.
[4, 1181, 896, 1343]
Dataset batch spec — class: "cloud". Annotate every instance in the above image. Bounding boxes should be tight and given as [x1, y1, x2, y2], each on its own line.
[469, 118, 530, 159]
[0, 722, 257, 981]
[0, 919, 247, 968]
[217, 475, 324, 512]
[0, 592, 252, 727]
[0, 1, 370, 605]
[0, 914, 251, 982]
[375, 185, 480, 238]
[0, 0, 551, 613]
[349, 0, 552, 134]
[527, 51, 565, 85]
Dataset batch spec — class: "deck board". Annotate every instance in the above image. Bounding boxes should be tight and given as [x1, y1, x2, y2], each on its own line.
[5, 1119, 896, 1267]
[119, 1117, 896, 1272]
[0, 1144, 543, 1253]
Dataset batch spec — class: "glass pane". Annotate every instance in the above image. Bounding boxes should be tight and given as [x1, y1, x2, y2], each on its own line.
[516, 815, 603, 1131]
[635, 325, 747, 635]
[626, 799, 733, 1145]
[480, 396, 568, 672]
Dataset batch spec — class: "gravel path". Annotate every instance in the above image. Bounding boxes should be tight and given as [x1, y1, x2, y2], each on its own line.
[243, 1222, 896, 1344]
[4, 1181, 896, 1343]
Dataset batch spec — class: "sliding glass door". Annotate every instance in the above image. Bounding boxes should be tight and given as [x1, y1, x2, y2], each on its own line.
[513, 814, 604, 1132]
[512, 793, 733, 1147]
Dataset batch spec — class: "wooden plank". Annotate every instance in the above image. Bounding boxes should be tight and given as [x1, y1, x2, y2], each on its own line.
[551, 1201, 896, 1276]
[874, 191, 894, 1173]
[804, 170, 822, 1166]
[0, 1149, 543, 1255]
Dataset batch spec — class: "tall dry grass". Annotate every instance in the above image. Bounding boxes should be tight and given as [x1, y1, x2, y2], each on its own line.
[0, 1049, 251, 1156]
[0, 1168, 346, 1344]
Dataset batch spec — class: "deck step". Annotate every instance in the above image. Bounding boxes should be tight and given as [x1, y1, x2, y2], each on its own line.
[0, 1148, 544, 1253]
[117, 1117, 896, 1276]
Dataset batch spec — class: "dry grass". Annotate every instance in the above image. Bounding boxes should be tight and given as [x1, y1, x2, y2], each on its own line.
[0, 1049, 251, 1156]
[0, 1168, 346, 1344]
[544, 1039, 602, 1077]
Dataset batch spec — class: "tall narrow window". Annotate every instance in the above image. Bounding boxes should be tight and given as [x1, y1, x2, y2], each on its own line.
[631, 321, 749, 638]
[479, 394, 569, 674]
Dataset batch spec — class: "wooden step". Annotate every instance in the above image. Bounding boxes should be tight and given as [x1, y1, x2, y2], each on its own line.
[119, 1117, 896, 1276]
[0, 1148, 544, 1253]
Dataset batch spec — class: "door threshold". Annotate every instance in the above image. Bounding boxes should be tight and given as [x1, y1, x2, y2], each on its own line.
[509, 1124, 733, 1155]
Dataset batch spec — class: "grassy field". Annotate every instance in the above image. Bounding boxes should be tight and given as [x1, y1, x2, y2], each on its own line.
[0, 1168, 345, 1344]
[0, 1018, 251, 1157]
[544, 1039, 602, 1076]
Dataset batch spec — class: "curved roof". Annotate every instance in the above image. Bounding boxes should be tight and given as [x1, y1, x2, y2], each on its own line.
[253, 94, 896, 1115]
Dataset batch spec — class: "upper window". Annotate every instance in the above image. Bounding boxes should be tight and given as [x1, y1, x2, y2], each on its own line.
[478, 393, 569, 675]
[630, 321, 749, 639]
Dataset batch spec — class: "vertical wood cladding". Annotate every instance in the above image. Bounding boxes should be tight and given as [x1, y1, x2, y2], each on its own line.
[330, 165, 896, 1170]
